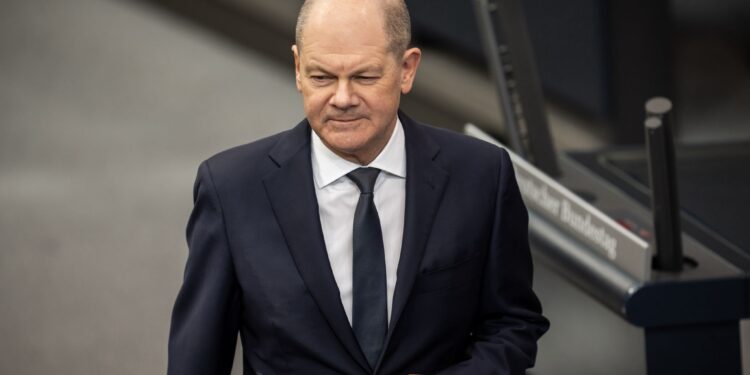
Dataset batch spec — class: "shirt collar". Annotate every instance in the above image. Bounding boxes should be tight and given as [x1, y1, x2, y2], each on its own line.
[311, 116, 406, 189]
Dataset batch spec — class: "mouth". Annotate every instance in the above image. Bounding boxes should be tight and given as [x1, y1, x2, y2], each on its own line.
[328, 117, 361, 124]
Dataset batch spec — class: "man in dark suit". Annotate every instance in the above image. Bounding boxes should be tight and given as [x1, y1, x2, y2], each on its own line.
[168, 0, 549, 374]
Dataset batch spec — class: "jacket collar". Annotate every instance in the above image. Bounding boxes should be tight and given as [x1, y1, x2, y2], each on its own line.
[375, 111, 448, 372]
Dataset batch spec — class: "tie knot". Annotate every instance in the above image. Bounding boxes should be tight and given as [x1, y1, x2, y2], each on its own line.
[347, 167, 381, 194]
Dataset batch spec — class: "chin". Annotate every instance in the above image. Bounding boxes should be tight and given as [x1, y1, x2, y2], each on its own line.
[325, 119, 368, 133]
[322, 127, 370, 146]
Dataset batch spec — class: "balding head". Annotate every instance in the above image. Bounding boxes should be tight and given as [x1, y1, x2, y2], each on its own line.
[295, 0, 411, 57]
[290, 0, 421, 165]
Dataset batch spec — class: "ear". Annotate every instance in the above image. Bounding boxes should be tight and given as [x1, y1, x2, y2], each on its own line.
[399, 47, 422, 95]
[292, 45, 302, 92]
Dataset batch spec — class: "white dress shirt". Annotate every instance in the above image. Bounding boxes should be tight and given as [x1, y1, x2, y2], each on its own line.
[311, 118, 406, 326]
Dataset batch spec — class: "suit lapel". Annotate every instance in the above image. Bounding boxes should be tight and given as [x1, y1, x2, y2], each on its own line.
[262, 120, 371, 373]
[375, 113, 449, 372]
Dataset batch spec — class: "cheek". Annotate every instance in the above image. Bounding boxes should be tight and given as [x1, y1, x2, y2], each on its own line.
[301, 89, 330, 114]
[364, 88, 400, 113]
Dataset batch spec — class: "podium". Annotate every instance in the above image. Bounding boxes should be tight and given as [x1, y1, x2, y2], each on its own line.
[466, 124, 747, 375]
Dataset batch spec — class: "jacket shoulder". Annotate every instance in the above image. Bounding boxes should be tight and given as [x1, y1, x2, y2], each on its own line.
[197, 126, 300, 190]
[415, 122, 511, 170]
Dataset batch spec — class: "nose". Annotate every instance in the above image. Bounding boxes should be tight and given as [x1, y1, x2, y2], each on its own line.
[330, 79, 359, 109]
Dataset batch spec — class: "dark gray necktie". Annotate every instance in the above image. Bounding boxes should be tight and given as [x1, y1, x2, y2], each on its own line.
[346, 167, 387, 369]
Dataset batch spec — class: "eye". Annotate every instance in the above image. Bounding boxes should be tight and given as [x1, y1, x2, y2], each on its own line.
[356, 76, 379, 84]
[309, 75, 334, 85]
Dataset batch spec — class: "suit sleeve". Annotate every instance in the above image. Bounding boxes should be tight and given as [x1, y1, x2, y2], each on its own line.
[437, 150, 550, 375]
[168, 161, 242, 375]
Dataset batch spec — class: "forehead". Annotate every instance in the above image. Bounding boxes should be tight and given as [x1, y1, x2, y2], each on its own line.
[300, 0, 390, 58]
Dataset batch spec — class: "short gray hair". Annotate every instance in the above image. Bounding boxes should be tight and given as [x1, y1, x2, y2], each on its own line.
[295, 0, 412, 56]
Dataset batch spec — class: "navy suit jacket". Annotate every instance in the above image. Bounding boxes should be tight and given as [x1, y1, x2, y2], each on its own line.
[168, 112, 549, 375]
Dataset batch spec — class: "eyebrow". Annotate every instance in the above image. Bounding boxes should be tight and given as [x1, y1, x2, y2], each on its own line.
[304, 64, 333, 75]
[304, 63, 384, 76]
[352, 65, 384, 75]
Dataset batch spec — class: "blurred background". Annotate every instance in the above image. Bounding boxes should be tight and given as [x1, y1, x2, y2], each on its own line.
[1, 0, 748, 374]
